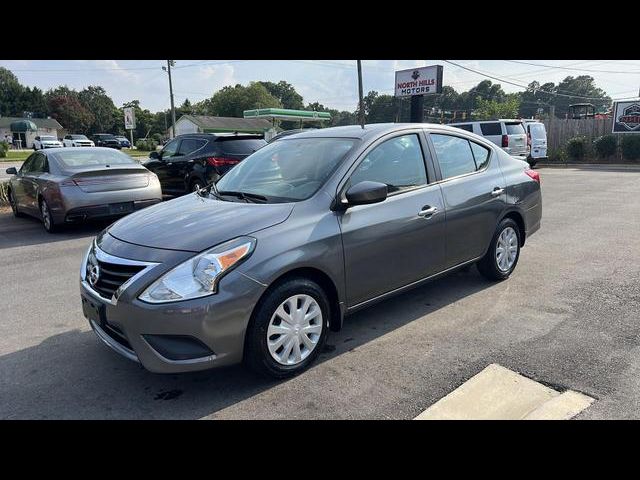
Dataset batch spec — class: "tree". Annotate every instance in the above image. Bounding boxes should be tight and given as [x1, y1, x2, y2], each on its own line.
[122, 100, 156, 139]
[550, 75, 611, 118]
[0, 67, 24, 116]
[258, 81, 303, 110]
[78, 86, 120, 134]
[355, 91, 397, 123]
[474, 96, 521, 120]
[208, 82, 281, 117]
[47, 95, 94, 133]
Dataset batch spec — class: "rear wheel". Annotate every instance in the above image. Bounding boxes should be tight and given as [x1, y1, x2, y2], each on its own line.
[39, 198, 59, 233]
[245, 278, 330, 378]
[477, 218, 521, 281]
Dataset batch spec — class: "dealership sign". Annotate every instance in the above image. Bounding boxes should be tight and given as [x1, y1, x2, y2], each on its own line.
[124, 107, 136, 130]
[612, 101, 640, 133]
[394, 65, 443, 97]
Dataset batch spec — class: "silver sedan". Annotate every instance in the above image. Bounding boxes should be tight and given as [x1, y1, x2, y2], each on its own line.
[5, 147, 162, 233]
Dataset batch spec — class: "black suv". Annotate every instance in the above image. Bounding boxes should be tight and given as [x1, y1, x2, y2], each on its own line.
[92, 134, 122, 149]
[143, 133, 267, 196]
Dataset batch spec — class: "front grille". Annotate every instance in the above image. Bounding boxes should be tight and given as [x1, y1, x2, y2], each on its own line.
[93, 260, 145, 299]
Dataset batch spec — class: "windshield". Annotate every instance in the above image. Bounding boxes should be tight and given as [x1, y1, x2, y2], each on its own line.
[40, 136, 57, 141]
[71, 135, 88, 140]
[215, 137, 357, 202]
[51, 149, 136, 168]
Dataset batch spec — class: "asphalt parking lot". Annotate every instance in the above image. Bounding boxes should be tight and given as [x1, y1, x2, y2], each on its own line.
[1, 165, 639, 419]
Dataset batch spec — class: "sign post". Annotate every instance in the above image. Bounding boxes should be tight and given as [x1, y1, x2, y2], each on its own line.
[124, 107, 136, 147]
[394, 65, 443, 123]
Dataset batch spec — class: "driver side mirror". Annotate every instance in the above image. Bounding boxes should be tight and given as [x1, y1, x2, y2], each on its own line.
[343, 181, 388, 208]
[5, 167, 17, 175]
[149, 151, 160, 160]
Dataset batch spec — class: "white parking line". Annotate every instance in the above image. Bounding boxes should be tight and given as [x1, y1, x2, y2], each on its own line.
[414, 364, 594, 420]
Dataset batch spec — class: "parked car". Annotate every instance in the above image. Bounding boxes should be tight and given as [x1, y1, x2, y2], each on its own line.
[449, 119, 528, 159]
[33, 135, 63, 150]
[520, 120, 547, 166]
[114, 135, 132, 148]
[5, 147, 162, 233]
[268, 128, 317, 143]
[143, 133, 267, 196]
[80, 123, 541, 378]
[63, 134, 95, 148]
[91, 134, 122, 149]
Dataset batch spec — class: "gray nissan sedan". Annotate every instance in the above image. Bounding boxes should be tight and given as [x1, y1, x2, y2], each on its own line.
[6, 147, 162, 232]
[80, 124, 541, 378]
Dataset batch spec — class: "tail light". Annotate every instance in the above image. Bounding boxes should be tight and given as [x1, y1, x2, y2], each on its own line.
[206, 157, 240, 167]
[501, 135, 509, 148]
[527, 133, 531, 147]
[524, 168, 540, 183]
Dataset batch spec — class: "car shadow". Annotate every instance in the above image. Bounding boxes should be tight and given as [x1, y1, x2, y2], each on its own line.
[0, 266, 494, 419]
[0, 211, 113, 250]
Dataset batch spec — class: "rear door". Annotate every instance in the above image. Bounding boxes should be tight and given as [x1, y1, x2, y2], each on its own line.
[503, 121, 527, 156]
[528, 122, 547, 159]
[175, 137, 208, 190]
[428, 131, 507, 268]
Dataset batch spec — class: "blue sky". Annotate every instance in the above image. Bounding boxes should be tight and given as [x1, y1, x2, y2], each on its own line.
[2, 60, 639, 113]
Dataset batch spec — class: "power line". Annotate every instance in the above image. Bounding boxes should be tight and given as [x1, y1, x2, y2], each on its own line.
[504, 60, 640, 74]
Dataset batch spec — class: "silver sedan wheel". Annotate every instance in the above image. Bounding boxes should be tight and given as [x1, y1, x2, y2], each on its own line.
[496, 226, 518, 272]
[267, 294, 323, 366]
[41, 201, 51, 230]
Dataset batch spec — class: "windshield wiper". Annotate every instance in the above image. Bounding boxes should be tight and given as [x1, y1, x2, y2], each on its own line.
[217, 190, 268, 203]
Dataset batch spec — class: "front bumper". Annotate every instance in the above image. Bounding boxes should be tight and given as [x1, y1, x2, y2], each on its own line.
[80, 238, 267, 373]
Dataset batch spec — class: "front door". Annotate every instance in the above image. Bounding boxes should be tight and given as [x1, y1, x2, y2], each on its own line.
[338, 132, 446, 308]
[147, 138, 182, 194]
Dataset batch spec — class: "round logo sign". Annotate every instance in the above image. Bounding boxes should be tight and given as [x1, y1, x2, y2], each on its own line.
[88, 264, 100, 287]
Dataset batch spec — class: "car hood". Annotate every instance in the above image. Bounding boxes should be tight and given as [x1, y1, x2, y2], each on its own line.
[106, 193, 294, 253]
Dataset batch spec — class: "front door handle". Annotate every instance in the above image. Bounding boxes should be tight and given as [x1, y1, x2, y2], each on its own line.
[418, 206, 438, 218]
[491, 187, 505, 196]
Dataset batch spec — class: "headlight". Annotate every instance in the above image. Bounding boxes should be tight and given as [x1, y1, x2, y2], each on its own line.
[139, 237, 256, 304]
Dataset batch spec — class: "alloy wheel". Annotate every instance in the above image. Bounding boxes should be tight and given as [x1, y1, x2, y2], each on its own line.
[41, 201, 51, 231]
[267, 294, 323, 366]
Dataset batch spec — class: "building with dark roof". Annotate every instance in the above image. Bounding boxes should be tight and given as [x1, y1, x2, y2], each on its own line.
[0, 116, 64, 149]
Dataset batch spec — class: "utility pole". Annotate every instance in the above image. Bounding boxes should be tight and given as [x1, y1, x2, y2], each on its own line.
[357, 60, 365, 129]
[162, 60, 176, 138]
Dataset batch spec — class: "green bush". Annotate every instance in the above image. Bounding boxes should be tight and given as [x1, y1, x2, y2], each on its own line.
[565, 136, 588, 160]
[592, 135, 617, 158]
[135, 138, 158, 151]
[621, 135, 640, 161]
[151, 133, 163, 143]
[0, 140, 8, 158]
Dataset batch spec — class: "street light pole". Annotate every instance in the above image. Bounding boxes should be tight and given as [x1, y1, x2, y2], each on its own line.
[162, 60, 177, 138]
[357, 60, 365, 129]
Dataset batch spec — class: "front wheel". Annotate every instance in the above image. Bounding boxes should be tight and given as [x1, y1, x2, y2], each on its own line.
[477, 218, 521, 281]
[244, 278, 330, 378]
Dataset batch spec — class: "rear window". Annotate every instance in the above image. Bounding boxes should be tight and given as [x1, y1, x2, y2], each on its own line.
[71, 135, 88, 140]
[219, 138, 266, 154]
[51, 149, 136, 168]
[480, 123, 502, 136]
[504, 123, 525, 135]
[451, 124, 473, 132]
[529, 123, 546, 138]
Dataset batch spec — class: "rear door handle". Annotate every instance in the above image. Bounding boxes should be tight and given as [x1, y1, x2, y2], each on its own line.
[418, 206, 438, 218]
[491, 187, 505, 196]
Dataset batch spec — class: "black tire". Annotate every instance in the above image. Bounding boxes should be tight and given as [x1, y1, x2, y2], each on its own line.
[39, 197, 59, 233]
[528, 159, 538, 168]
[190, 178, 205, 192]
[477, 218, 521, 281]
[7, 188, 25, 218]
[244, 277, 331, 378]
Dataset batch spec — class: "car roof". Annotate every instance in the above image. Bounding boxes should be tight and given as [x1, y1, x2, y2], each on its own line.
[280, 123, 471, 141]
[173, 133, 265, 140]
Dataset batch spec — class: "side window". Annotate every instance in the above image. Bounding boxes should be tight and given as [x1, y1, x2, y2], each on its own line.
[20, 155, 35, 174]
[162, 139, 180, 158]
[431, 134, 477, 180]
[349, 134, 427, 194]
[31, 153, 46, 173]
[469, 141, 490, 170]
[177, 138, 206, 156]
[452, 124, 473, 132]
[480, 123, 502, 136]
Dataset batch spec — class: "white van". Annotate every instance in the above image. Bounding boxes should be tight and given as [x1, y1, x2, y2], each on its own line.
[448, 119, 528, 159]
[521, 120, 547, 166]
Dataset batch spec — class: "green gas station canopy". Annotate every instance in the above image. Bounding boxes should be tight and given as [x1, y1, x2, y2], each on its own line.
[10, 120, 37, 132]
[243, 108, 331, 122]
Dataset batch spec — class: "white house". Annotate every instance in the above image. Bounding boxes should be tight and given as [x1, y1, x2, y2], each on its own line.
[0, 117, 64, 149]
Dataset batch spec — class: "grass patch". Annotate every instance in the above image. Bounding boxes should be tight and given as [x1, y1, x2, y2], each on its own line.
[0, 148, 154, 162]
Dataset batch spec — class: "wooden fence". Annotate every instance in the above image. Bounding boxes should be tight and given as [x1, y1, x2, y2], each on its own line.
[542, 118, 613, 152]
